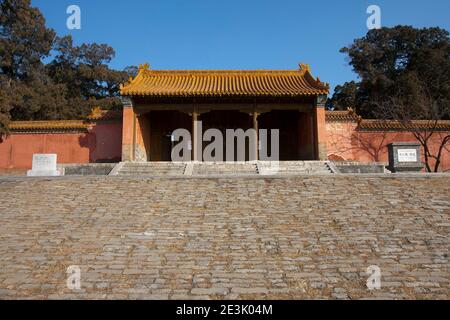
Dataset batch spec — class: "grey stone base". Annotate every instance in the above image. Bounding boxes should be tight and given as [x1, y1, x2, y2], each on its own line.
[59, 164, 117, 176]
[333, 162, 387, 174]
[387, 166, 424, 173]
[27, 169, 63, 177]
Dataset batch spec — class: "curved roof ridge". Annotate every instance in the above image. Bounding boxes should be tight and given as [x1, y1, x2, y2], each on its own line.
[141, 69, 307, 74]
[121, 63, 330, 97]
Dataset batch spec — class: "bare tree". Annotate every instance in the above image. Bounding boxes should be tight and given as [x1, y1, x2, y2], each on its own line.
[328, 129, 388, 163]
[372, 74, 450, 172]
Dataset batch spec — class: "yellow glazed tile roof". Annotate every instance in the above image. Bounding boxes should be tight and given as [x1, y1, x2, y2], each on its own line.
[120, 63, 330, 97]
[9, 120, 90, 132]
[87, 107, 122, 120]
[326, 109, 450, 130]
[9, 108, 122, 133]
[326, 109, 361, 122]
[358, 119, 450, 131]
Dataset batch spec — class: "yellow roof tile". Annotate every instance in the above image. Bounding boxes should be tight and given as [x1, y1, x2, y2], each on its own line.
[358, 119, 450, 131]
[9, 120, 89, 132]
[326, 110, 450, 130]
[120, 64, 330, 98]
[326, 109, 361, 122]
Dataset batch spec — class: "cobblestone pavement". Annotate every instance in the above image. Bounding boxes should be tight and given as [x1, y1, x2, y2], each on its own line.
[0, 175, 449, 300]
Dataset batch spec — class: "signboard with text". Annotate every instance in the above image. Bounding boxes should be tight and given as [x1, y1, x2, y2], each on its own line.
[397, 149, 417, 162]
[388, 143, 423, 173]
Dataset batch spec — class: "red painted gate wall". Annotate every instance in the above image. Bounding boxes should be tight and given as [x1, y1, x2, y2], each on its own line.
[0, 122, 122, 169]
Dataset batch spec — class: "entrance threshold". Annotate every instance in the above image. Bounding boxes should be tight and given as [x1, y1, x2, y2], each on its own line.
[111, 161, 335, 177]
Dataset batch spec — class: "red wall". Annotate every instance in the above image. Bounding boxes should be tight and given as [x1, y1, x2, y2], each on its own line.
[88, 122, 123, 163]
[326, 122, 450, 172]
[1, 117, 448, 172]
[0, 122, 122, 169]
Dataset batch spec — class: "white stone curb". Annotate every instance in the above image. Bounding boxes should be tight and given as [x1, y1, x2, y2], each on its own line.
[109, 162, 125, 176]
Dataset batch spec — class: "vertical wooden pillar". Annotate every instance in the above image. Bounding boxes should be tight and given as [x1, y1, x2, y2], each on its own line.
[146, 113, 151, 161]
[298, 112, 315, 160]
[314, 95, 328, 160]
[192, 110, 199, 161]
[132, 112, 137, 161]
[253, 111, 259, 161]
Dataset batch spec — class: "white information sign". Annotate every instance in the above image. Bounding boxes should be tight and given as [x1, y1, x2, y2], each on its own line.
[398, 149, 417, 162]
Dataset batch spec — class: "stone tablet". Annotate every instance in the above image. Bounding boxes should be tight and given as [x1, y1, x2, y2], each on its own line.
[27, 154, 62, 177]
[387, 143, 423, 173]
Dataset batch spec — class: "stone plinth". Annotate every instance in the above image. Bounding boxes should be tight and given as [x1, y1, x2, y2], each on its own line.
[387, 142, 423, 173]
[27, 154, 63, 177]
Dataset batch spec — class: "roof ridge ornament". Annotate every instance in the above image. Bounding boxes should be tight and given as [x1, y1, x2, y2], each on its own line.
[347, 107, 363, 123]
[121, 63, 150, 94]
[298, 62, 311, 73]
[315, 76, 330, 89]
[139, 63, 150, 71]
[88, 106, 102, 119]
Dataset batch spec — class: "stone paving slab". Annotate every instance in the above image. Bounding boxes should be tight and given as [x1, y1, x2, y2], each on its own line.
[0, 175, 448, 300]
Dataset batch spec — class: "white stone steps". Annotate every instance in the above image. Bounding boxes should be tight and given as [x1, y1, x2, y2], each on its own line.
[257, 161, 333, 175]
[116, 161, 334, 176]
[192, 162, 258, 176]
[117, 162, 186, 176]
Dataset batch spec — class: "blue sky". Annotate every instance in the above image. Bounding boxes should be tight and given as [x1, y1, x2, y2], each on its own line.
[32, 0, 450, 92]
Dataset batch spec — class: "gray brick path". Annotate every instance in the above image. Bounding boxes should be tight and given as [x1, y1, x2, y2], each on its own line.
[0, 175, 448, 299]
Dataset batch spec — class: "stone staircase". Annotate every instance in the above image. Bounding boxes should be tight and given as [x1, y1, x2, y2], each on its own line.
[115, 162, 186, 177]
[192, 162, 258, 176]
[258, 161, 333, 175]
[113, 161, 334, 177]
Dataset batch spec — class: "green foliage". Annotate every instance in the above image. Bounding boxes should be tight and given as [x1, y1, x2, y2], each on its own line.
[0, 0, 133, 138]
[326, 81, 359, 111]
[334, 26, 450, 119]
[0, 76, 12, 140]
[0, 0, 55, 80]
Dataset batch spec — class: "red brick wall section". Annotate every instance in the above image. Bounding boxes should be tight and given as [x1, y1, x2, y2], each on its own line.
[89, 122, 123, 163]
[0, 122, 122, 169]
[326, 122, 450, 172]
[1, 117, 448, 172]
